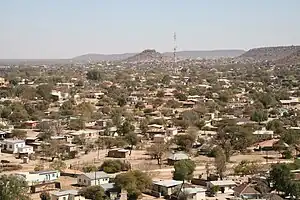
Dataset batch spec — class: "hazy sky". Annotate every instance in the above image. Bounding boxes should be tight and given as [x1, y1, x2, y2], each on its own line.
[0, 0, 299, 59]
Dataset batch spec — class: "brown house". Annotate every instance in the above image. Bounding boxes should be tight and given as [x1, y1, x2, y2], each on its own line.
[233, 183, 261, 199]
[108, 149, 129, 158]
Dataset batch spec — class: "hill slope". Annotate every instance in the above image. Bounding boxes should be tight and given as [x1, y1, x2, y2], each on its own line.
[239, 45, 300, 63]
[163, 50, 245, 59]
[124, 49, 167, 62]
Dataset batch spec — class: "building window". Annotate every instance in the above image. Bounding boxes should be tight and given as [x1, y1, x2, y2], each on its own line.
[63, 197, 66, 200]
[9, 145, 12, 149]
[84, 179, 86, 183]
[52, 174, 55, 177]
[79, 178, 81, 182]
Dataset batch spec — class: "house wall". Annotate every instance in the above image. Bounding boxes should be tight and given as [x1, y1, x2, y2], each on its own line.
[51, 194, 88, 200]
[108, 151, 126, 158]
[193, 192, 205, 200]
[51, 194, 69, 200]
[18, 146, 34, 154]
[90, 178, 109, 186]
[25, 171, 60, 185]
[1, 141, 26, 153]
[77, 175, 109, 186]
[153, 185, 181, 196]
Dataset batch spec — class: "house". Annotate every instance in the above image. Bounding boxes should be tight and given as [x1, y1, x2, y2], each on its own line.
[17, 170, 60, 186]
[233, 183, 261, 199]
[253, 128, 274, 139]
[0, 139, 34, 154]
[0, 77, 9, 87]
[96, 119, 107, 128]
[262, 193, 284, 200]
[108, 149, 129, 158]
[207, 180, 237, 194]
[67, 129, 100, 141]
[0, 130, 8, 139]
[127, 96, 139, 104]
[101, 183, 120, 200]
[167, 152, 189, 165]
[182, 187, 206, 200]
[51, 90, 70, 101]
[23, 120, 38, 129]
[253, 139, 288, 151]
[152, 180, 183, 197]
[280, 97, 300, 108]
[180, 101, 196, 108]
[153, 134, 166, 143]
[77, 171, 110, 186]
[166, 127, 178, 136]
[51, 190, 87, 200]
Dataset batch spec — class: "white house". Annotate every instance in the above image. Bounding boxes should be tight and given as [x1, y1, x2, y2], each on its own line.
[152, 180, 183, 197]
[77, 171, 110, 186]
[17, 170, 60, 186]
[166, 128, 178, 136]
[67, 129, 100, 141]
[253, 128, 274, 139]
[51, 190, 87, 200]
[183, 187, 206, 200]
[0, 139, 34, 154]
[207, 180, 236, 194]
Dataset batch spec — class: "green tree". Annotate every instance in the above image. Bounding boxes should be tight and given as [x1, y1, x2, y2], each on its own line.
[79, 185, 106, 200]
[147, 143, 169, 165]
[124, 133, 138, 155]
[76, 102, 95, 120]
[251, 110, 268, 123]
[40, 191, 51, 200]
[82, 165, 98, 173]
[100, 160, 131, 173]
[174, 133, 196, 152]
[114, 170, 152, 199]
[60, 100, 75, 116]
[174, 92, 187, 101]
[118, 120, 135, 136]
[234, 160, 260, 176]
[49, 160, 67, 172]
[266, 119, 285, 135]
[117, 96, 127, 107]
[69, 118, 85, 130]
[36, 84, 53, 100]
[37, 121, 55, 140]
[0, 175, 30, 200]
[87, 69, 104, 81]
[214, 149, 226, 180]
[173, 159, 196, 182]
[161, 75, 171, 85]
[10, 129, 27, 139]
[268, 163, 294, 194]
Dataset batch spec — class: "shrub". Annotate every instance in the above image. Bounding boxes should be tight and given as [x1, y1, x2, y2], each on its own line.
[99, 160, 131, 173]
[83, 165, 98, 173]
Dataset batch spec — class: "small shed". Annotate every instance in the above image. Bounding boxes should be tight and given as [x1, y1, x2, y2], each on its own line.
[152, 180, 183, 197]
[108, 149, 129, 158]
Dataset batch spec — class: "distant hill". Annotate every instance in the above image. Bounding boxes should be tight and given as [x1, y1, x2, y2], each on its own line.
[239, 45, 300, 64]
[275, 49, 300, 65]
[124, 49, 167, 62]
[72, 53, 136, 62]
[163, 50, 245, 59]
[72, 49, 245, 62]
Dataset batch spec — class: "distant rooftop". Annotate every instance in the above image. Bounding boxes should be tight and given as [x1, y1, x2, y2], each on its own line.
[153, 180, 183, 187]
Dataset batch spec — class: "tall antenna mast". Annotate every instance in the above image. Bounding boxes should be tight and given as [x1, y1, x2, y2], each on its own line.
[173, 32, 178, 73]
[173, 32, 177, 63]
